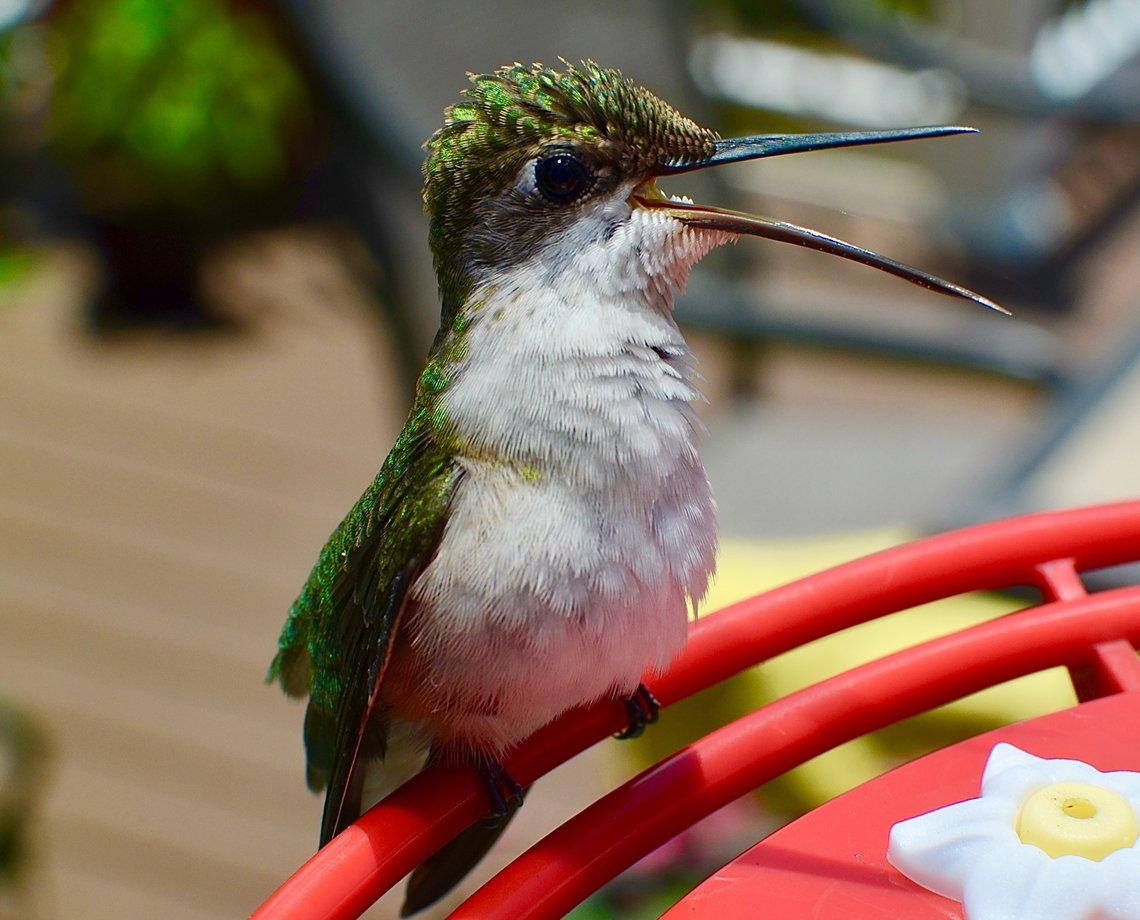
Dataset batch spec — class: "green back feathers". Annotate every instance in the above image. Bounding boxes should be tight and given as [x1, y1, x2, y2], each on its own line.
[422, 61, 718, 311]
[269, 314, 463, 818]
[269, 399, 458, 717]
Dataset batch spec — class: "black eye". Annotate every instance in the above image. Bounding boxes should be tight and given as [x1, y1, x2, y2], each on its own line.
[534, 152, 591, 203]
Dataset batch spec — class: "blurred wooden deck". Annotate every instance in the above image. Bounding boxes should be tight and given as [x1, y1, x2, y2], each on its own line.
[0, 235, 407, 918]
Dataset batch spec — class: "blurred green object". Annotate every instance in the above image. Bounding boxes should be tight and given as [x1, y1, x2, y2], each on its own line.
[35, 0, 320, 328]
[49, 0, 312, 221]
[0, 249, 35, 297]
[0, 699, 49, 911]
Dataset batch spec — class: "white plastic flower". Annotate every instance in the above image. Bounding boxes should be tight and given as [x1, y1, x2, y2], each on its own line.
[888, 743, 1140, 920]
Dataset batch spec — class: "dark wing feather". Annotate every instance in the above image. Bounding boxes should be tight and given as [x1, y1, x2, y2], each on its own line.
[318, 444, 459, 845]
[271, 413, 461, 846]
[316, 553, 428, 844]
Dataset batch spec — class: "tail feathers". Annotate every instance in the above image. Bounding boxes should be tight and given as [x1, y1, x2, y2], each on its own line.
[400, 788, 529, 917]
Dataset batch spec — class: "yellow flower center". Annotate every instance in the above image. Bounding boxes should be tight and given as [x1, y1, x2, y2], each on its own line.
[1016, 781, 1139, 861]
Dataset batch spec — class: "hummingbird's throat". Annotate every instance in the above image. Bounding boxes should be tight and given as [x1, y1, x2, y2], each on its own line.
[628, 179, 735, 301]
[618, 201, 737, 309]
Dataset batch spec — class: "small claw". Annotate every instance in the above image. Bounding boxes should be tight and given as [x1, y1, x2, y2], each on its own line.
[615, 683, 660, 740]
[478, 759, 524, 827]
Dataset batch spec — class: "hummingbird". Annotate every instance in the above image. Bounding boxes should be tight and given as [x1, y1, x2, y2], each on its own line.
[269, 60, 1004, 915]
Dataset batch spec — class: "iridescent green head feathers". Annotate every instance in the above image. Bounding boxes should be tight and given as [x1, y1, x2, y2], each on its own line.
[422, 61, 717, 309]
[423, 61, 716, 202]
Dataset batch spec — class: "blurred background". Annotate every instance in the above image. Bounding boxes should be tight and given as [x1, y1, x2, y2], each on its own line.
[2, 0, 1140, 917]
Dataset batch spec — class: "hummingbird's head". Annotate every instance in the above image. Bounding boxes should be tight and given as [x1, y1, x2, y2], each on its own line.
[423, 61, 718, 314]
[423, 61, 1005, 318]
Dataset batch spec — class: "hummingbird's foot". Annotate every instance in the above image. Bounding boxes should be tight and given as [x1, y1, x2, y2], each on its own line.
[614, 683, 660, 740]
[477, 758, 525, 828]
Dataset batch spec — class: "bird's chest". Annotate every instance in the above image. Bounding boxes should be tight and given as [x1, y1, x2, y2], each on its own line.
[388, 307, 718, 748]
[393, 449, 715, 749]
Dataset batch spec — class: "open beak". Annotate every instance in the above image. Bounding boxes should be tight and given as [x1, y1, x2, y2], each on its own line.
[638, 126, 1008, 315]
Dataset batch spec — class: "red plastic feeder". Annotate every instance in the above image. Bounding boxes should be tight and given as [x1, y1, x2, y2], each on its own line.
[252, 499, 1140, 919]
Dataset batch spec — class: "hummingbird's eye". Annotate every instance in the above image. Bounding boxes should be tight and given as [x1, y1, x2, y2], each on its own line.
[534, 152, 592, 203]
